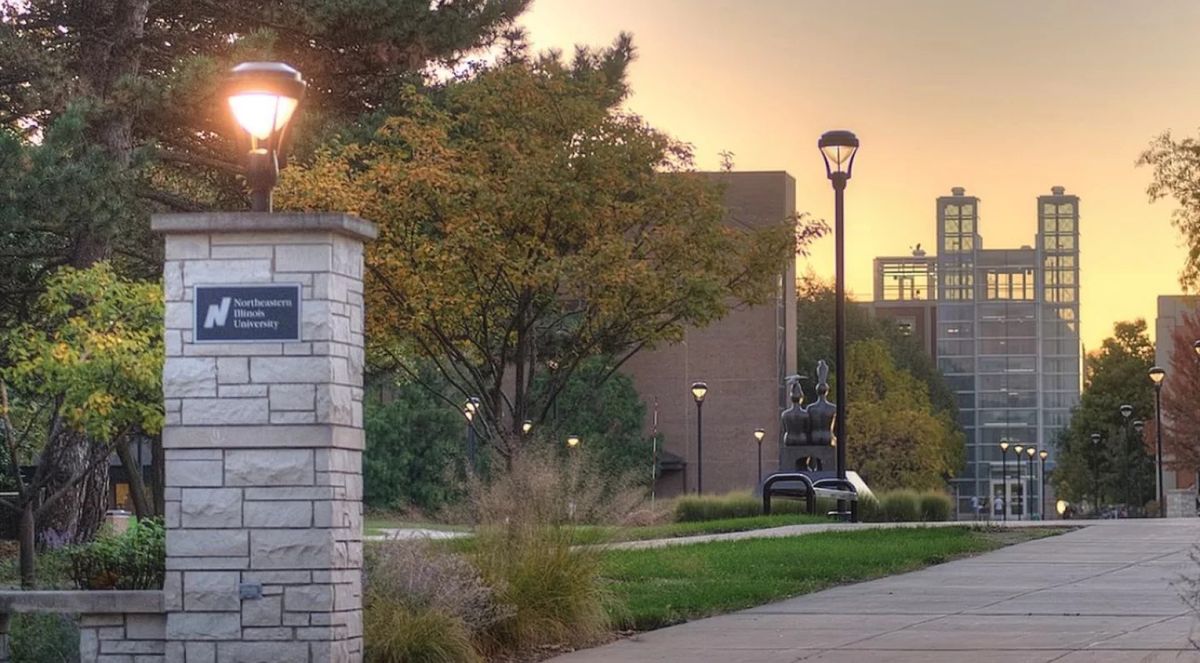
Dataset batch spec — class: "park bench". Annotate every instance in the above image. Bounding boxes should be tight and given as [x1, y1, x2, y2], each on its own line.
[762, 471, 859, 522]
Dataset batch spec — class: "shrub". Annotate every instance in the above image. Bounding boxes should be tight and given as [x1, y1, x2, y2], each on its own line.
[857, 495, 882, 522]
[674, 491, 804, 522]
[878, 490, 921, 522]
[67, 518, 164, 590]
[918, 491, 953, 522]
[10, 613, 78, 662]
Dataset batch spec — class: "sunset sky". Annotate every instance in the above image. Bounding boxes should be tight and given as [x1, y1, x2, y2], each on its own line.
[522, 0, 1200, 352]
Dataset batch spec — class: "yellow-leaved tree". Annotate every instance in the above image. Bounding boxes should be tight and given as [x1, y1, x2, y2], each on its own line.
[279, 38, 815, 460]
[0, 263, 162, 588]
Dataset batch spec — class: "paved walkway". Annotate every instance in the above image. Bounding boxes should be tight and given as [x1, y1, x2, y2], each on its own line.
[550, 519, 1200, 662]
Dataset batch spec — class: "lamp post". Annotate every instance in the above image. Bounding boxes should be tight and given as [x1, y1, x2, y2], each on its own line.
[1149, 366, 1166, 517]
[1026, 446, 1037, 519]
[999, 440, 1010, 522]
[1039, 449, 1049, 520]
[463, 397, 481, 473]
[817, 130, 859, 498]
[1090, 432, 1102, 516]
[1133, 419, 1146, 509]
[1120, 404, 1134, 512]
[753, 428, 766, 488]
[224, 62, 307, 212]
[691, 381, 708, 494]
[1014, 444, 1024, 520]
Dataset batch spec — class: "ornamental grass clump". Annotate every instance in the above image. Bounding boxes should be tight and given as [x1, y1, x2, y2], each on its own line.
[468, 448, 632, 653]
[878, 490, 921, 522]
[673, 491, 804, 522]
[918, 491, 954, 522]
[363, 541, 508, 663]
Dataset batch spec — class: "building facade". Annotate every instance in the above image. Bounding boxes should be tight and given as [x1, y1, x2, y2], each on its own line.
[873, 186, 1082, 518]
[622, 171, 798, 497]
[1155, 295, 1200, 517]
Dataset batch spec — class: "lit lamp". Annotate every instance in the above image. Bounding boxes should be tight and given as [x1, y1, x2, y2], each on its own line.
[1056, 500, 1069, 517]
[999, 440, 1010, 523]
[753, 428, 766, 488]
[224, 62, 307, 212]
[463, 397, 481, 473]
[1194, 339, 1200, 357]
[817, 130, 859, 510]
[1013, 444, 1024, 520]
[566, 434, 580, 449]
[522, 420, 533, 436]
[691, 381, 708, 494]
[1149, 366, 1166, 517]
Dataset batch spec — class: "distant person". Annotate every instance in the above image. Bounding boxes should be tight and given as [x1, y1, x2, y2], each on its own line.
[993, 495, 1005, 519]
[970, 496, 982, 521]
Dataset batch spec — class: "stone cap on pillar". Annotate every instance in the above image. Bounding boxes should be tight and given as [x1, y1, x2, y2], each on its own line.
[151, 212, 377, 242]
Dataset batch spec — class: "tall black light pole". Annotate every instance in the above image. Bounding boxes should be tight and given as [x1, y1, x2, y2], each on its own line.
[224, 62, 307, 212]
[691, 382, 708, 494]
[999, 440, 1010, 522]
[1039, 450, 1049, 520]
[818, 130, 859, 504]
[1014, 444, 1024, 520]
[1149, 366, 1166, 517]
[464, 397, 481, 473]
[1026, 446, 1037, 519]
[1090, 432, 1102, 515]
[1133, 419, 1146, 509]
[753, 428, 766, 488]
[1120, 404, 1134, 512]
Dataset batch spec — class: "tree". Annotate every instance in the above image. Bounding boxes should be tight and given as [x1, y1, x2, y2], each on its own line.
[363, 374, 466, 514]
[795, 276, 957, 417]
[277, 42, 807, 460]
[1162, 309, 1200, 472]
[0, 263, 162, 587]
[1052, 320, 1156, 511]
[844, 339, 964, 491]
[1139, 132, 1200, 289]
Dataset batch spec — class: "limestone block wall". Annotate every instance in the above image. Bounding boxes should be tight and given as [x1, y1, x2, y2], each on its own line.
[80, 612, 167, 663]
[155, 213, 375, 663]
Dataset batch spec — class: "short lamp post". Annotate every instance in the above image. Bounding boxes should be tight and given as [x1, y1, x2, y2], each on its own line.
[1133, 419, 1146, 508]
[1149, 366, 1166, 517]
[817, 130, 859, 495]
[753, 428, 766, 488]
[999, 440, 1010, 522]
[1026, 446, 1037, 519]
[1090, 433, 1102, 515]
[1039, 449, 1049, 520]
[1014, 444, 1024, 520]
[463, 397, 481, 473]
[691, 381, 708, 494]
[566, 434, 580, 450]
[1120, 404, 1134, 511]
[224, 62, 307, 212]
[522, 420, 533, 437]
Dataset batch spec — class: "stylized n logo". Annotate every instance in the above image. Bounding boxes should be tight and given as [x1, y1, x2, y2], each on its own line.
[204, 297, 232, 328]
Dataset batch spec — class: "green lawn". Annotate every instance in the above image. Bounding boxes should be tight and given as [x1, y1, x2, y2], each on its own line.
[602, 526, 1065, 630]
[596, 513, 830, 543]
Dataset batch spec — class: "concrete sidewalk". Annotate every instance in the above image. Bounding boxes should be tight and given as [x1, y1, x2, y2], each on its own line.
[549, 519, 1200, 662]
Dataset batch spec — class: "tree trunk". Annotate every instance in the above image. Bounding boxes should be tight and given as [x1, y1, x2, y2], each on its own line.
[115, 437, 152, 519]
[151, 433, 165, 518]
[19, 502, 35, 590]
[38, 431, 109, 544]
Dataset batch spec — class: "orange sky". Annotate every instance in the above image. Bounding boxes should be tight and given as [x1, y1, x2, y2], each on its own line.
[522, 0, 1200, 352]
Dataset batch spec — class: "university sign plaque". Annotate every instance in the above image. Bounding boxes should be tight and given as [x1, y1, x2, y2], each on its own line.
[194, 283, 302, 342]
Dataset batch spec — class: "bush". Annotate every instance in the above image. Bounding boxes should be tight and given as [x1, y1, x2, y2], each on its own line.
[918, 491, 953, 522]
[674, 491, 804, 522]
[878, 490, 920, 522]
[11, 612, 78, 662]
[857, 495, 882, 522]
[67, 518, 164, 590]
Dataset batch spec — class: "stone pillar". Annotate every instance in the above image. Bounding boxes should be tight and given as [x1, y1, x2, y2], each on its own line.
[154, 213, 375, 663]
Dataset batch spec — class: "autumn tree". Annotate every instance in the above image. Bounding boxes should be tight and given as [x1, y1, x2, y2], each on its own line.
[0, 264, 162, 587]
[844, 339, 964, 491]
[1051, 320, 1155, 510]
[278, 42, 807, 460]
[1162, 309, 1200, 473]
